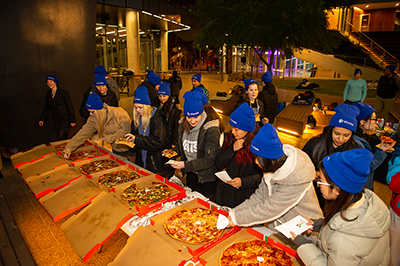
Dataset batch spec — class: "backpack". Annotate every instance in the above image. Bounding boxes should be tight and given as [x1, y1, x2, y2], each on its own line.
[292, 91, 315, 105]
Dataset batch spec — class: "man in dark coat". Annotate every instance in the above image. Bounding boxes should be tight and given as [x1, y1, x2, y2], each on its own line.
[167, 70, 182, 103]
[375, 65, 400, 122]
[135, 70, 161, 107]
[257, 71, 278, 124]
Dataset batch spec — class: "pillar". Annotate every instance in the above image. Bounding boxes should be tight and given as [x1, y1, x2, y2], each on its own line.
[160, 20, 168, 72]
[126, 9, 141, 96]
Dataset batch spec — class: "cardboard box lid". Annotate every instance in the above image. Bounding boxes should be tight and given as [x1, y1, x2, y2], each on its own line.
[39, 177, 102, 222]
[11, 144, 55, 169]
[18, 153, 69, 181]
[26, 164, 82, 198]
[61, 191, 134, 262]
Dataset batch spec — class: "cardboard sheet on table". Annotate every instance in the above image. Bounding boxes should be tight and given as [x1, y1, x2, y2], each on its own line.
[18, 153, 69, 181]
[39, 177, 102, 222]
[61, 191, 134, 262]
[11, 144, 55, 169]
[197, 228, 303, 266]
[26, 164, 82, 198]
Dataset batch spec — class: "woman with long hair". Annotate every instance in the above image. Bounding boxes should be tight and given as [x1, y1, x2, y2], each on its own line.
[227, 123, 322, 230]
[158, 82, 181, 146]
[292, 149, 390, 265]
[63, 93, 131, 158]
[214, 103, 262, 208]
[302, 104, 360, 211]
[125, 86, 169, 175]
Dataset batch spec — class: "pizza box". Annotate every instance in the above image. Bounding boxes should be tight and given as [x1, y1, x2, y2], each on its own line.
[192, 227, 304, 266]
[62, 145, 109, 163]
[110, 173, 186, 215]
[61, 191, 134, 262]
[39, 177, 102, 222]
[49, 139, 93, 153]
[26, 164, 82, 198]
[18, 153, 69, 182]
[71, 154, 127, 177]
[11, 144, 55, 169]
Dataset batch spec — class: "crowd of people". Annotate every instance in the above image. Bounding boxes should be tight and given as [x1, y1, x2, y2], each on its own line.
[37, 65, 400, 265]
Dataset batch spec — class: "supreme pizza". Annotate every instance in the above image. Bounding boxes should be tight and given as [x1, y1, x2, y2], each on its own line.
[219, 239, 293, 266]
[54, 142, 90, 152]
[115, 138, 135, 148]
[97, 170, 141, 189]
[163, 149, 178, 158]
[121, 182, 172, 207]
[78, 159, 119, 175]
[164, 208, 223, 244]
[69, 150, 103, 161]
[380, 136, 395, 143]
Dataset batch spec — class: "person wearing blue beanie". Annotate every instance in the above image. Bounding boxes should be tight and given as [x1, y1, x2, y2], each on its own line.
[261, 71, 273, 83]
[292, 149, 390, 266]
[226, 123, 323, 230]
[147, 71, 162, 86]
[259, 71, 278, 124]
[302, 104, 361, 211]
[86, 92, 104, 110]
[158, 83, 171, 96]
[214, 102, 261, 207]
[93, 65, 120, 102]
[167, 90, 222, 198]
[94, 65, 107, 76]
[168, 70, 182, 104]
[94, 74, 107, 86]
[191, 73, 210, 103]
[343, 68, 367, 104]
[375, 64, 400, 122]
[353, 102, 394, 191]
[172, 70, 178, 76]
[133, 86, 151, 105]
[134, 70, 160, 107]
[194, 86, 225, 133]
[194, 87, 209, 105]
[39, 75, 76, 140]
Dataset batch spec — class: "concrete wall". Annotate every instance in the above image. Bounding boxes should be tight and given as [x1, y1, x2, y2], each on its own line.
[0, 0, 96, 148]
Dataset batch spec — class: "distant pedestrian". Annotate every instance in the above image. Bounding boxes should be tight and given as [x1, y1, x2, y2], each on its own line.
[190, 74, 209, 103]
[168, 70, 182, 104]
[343, 68, 367, 104]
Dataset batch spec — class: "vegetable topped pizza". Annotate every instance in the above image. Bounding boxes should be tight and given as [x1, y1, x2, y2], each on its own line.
[54, 142, 90, 152]
[78, 159, 119, 175]
[380, 136, 395, 143]
[115, 138, 135, 148]
[162, 149, 178, 158]
[97, 170, 141, 189]
[69, 150, 103, 161]
[121, 182, 172, 207]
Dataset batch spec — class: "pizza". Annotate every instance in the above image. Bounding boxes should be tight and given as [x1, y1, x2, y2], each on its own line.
[255, 113, 261, 122]
[54, 142, 90, 152]
[219, 239, 293, 266]
[97, 170, 141, 189]
[69, 150, 103, 161]
[121, 182, 172, 206]
[78, 159, 119, 175]
[380, 136, 395, 143]
[164, 208, 223, 244]
[163, 149, 178, 158]
[115, 138, 135, 148]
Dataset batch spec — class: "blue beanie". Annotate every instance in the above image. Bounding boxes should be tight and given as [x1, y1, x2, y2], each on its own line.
[134, 86, 151, 105]
[244, 79, 259, 90]
[230, 103, 256, 132]
[353, 102, 375, 122]
[94, 74, 107, 86]
[250, 123, 283, 159]
[86, 93, 104, 110]
[183, 91, 204, 117]
[354, 68, 362, 76]
[172, 70, 178, 76]
[387, 65, 396, 74]
[94, 65, 107, 76]
[47, 75, 58, 85]
[329, 104, 360, 132]
[147, 71, 162, 85]
[194, 87, 209, 105]
[261, 71, 273, 82]
[158, 83, 171, 96]
[323, 149, 373, 193]
[192, 74, 201, 83]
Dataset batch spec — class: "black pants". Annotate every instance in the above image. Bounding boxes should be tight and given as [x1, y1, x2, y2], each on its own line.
[186, 172, 217, 198]
[57, 128, 68, 140]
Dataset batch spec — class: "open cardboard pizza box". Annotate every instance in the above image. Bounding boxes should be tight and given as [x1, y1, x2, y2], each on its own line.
[18, 153, 69, 182]
[49, 139, 93, 153]
[57, 143, 108, 162]
[109, 198, 230, 266]
[71, 154, 127, 178]
[11, 144, 55, 169]
[109, 173, 186, 215]
[61, 191, 134, 262]
[26, 164, 82, 198]
[39, 177, 103, 222]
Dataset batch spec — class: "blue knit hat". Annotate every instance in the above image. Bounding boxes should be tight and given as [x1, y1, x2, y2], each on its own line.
[194, 87, 209, 105]
[46, 75, 58, 85]
[230, 103, 256, 132]
[329, 104, 360, 132]
[94, 65, 107, 76]
[172, 70, 178, 76]
[354, 68, 362, 76]
[192, 74, 201, 83]
[183, 91, 204, 117]
[134, 86, 151, 105]
[244, 79, 259, 90]
[323, 149, 373, 193]
[353, 102, 375, 122]
[94, 74, 107, 86]
[250, 123, 283, 159]
[158, 83, 171, 96]
[86, 93, 104, 110]
[147, 71, 162, 85]
[261, 71, 273, 82]
[387, 65, 396, 74]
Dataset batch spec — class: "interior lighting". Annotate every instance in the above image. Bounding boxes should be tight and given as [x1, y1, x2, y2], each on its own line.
[277, 127, 300, 136]
[153, 14, 162, 19]
[142, 11, 152, 16]
[366, 5, 369, 8]
[118, 29, 126, 32]
[120, 34, 127, 37]
[396, 3, 399, 6]
[96, 27, 103, 30]
[106, 31, 115, 35]
[213, 107, 223, 114]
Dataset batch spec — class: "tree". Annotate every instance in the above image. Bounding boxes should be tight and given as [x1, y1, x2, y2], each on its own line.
[194, 0, 356, 71]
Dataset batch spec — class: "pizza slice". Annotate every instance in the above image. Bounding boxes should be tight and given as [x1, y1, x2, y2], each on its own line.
[380, 136, 395, 143]
[163, 149, 178, 158]
[115, 138, 135, 148]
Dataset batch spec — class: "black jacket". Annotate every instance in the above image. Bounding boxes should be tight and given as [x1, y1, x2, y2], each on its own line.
[376, 74, 400, 99]
[167, 76, 182, 97]
[160, 101, 182, 146]
[234, 97, 266, 126]
[40, 87, 76, 130]
[136, 81, 159, 107]
[131, 109, 170, 175]
[214, 135, 262, 208]
[257, 83, 278, 124]
[79, 86, 118, 120]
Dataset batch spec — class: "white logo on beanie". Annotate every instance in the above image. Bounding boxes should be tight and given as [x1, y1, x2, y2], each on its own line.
[230, 119, 237, 124]
[251, 144, 259, 151]
[338, 119, 354, 127]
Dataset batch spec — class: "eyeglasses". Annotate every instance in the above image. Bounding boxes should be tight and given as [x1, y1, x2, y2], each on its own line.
[89, 111, 96, 115]
[316, 177, 331, 186]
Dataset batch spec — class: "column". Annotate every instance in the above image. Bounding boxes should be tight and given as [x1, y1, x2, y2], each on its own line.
[126, 9, 141, 96]
[160, 20, 168, 72]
